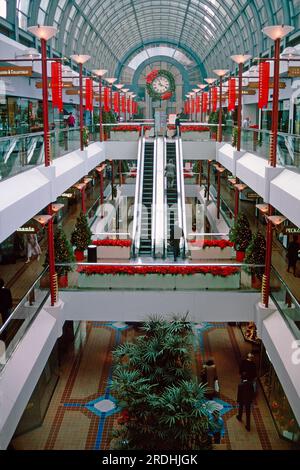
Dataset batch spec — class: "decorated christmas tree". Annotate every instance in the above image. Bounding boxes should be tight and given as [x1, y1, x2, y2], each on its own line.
[71, 212, 92, 253]
[245, 231, 266, 278]
[111, 316, 216, 450]
[229, 213, 252, 252]
[44, 227, 75, 275]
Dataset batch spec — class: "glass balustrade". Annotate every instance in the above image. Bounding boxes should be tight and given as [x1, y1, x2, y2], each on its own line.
[270, 268, 300, 340]
[0, 270, 49, 372]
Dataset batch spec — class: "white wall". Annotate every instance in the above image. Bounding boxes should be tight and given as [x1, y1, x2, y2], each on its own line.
[0, 142, 106, 243]
[60, 290, 260, 322]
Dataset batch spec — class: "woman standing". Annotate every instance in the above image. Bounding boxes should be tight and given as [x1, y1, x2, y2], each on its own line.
[25, 233, 41, 263]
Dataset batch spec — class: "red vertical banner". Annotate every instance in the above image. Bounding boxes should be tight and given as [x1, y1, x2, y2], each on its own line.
[196, 95, 201, 113]
[127, 97, 131, 114]
[228, 78, 236, 111]
[121, 95, 126, 113]
[133, 101, 137, 114]
[113, 92, 119, 113]
[85, 78, 93, 111]
[104, 87, 110, 112]
[202, 93, 208, 113]
[191, 98, 195, 114]
[51, 62, 63, 112]
[211, 87, 218, 112]
[258, 61, 270, 109]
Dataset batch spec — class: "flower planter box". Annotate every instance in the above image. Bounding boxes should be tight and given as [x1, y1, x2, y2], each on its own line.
[189, 245, 235, 260]
[182, 131, 210, 141]
[78, 272, 240, 290]
[110, 131, 140, 141]
[97, 246, 131, 260]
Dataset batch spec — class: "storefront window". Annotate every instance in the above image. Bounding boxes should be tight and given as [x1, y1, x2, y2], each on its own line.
[260, 345, 300, 443]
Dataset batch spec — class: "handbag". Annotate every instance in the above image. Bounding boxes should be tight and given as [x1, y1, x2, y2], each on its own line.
[214, 379, 220, 393]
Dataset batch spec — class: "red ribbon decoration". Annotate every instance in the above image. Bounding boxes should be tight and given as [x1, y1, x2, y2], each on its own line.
[196, 95, 201, 113]
[104, 87, 110, 112]
[202, 93, 208, 113]
[85, 78, 93, 111]
[258, 62, 270, 109]
[211, 87, 218, 112]
[228, 78, 236, 112]
[51, 62, 63, 112]
[113, 92, 119, 113]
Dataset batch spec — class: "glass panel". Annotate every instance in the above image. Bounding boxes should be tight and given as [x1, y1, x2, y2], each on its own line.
[0, 270, 49, 372]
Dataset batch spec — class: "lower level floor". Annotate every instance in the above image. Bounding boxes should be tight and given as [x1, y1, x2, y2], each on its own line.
[11, 321, 297, 450]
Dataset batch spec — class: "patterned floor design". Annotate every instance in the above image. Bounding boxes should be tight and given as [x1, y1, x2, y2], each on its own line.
[12, 322, 292, 450]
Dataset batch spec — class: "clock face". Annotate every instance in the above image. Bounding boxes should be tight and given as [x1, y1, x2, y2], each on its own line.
[152, 75, 170, 94]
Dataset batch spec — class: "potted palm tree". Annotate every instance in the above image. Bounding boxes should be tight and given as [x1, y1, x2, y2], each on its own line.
[244, 231, 266, 288]
[229, 213, 252, 261]
[71, 212, 92, 261]
[111, 316, 216, 450]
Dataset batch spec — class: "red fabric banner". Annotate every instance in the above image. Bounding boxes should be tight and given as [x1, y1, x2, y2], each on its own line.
[85, 78, 93, 111]
[51, 62, 63, 112]
[211, 87, 218, 112]
[196, 95, 201, 113]
[104, 87, 110, 112]
[127, 97, 131, 114]
[202, 93, 208, 113]
[258, 62, 270, 109]
[228, 78, 236, 112]
[191, 98, 195, 114]
[113, 92, 119, 113]
[121, 95, 126, 113]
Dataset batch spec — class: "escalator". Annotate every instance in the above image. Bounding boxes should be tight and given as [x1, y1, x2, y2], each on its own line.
[166, 142, 178, 258]
[139, 141, 154, 256]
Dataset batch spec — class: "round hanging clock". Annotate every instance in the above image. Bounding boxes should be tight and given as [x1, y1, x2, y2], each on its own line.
[146, 69, 176, 101]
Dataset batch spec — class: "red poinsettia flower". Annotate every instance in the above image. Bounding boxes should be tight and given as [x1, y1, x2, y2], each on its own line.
[92, 239, 132, 247]
[189, 239, 234, 249]
[161, 91, 172, 100]
[78, 264, 239, 277]
[146, 70, 159, 83]
[111, 125, 141, 132]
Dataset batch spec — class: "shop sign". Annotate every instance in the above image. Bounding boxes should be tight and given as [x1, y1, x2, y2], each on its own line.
[288, 67, 300, 77]
[247, 81, 286, 89]
[17, 226, 36, 233]
[35, 81, 73, 89]
[246, 193, 259, 199]
[61, 192, 73, 198]
[65, 89, 80, 95]
[0, 66, 32, 77]
[242, 89, 256, 95]
[284, 227, 300, 234]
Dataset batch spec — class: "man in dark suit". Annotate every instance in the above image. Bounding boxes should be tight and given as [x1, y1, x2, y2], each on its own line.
[0, 278, 13, 325]
[236, 372, 255, 431]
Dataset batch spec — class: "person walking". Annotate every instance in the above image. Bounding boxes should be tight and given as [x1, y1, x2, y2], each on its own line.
[165, 159, 176, 189]
[287, 235, 299, 276]
[173, 113, 181, 138]
[236, 372, 255, 431]
[170, 223, 183, 262]
[0, 278, 13, 325]
[67, 112, 75, 128]
[240, 352, 257, 393]
[201, 357, 218, 400]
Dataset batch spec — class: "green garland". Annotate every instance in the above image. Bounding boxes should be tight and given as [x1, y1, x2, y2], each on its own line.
[146, 69, 176, 101]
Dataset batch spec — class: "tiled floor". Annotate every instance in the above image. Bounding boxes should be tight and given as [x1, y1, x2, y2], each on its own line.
[12, 322, 293, 450]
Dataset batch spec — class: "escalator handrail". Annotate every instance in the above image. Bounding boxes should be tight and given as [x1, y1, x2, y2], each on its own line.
[132, 136, 145, 256]
[176, 137, 188, 257]
[163, 137, 168, 258]
[151, 138, 157, 257]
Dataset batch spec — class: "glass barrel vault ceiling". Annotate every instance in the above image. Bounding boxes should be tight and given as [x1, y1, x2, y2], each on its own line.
[1, 1, 299, 78]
